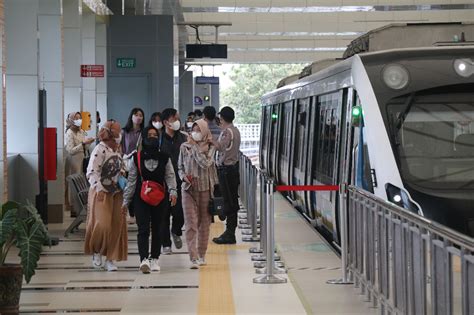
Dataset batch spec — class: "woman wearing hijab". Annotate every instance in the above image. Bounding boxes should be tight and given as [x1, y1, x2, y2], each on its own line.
[122, 126, 178, 274]
[85, 120, 128, 272]
[178, 119, 218, 269]
[64, 112, 94, 216]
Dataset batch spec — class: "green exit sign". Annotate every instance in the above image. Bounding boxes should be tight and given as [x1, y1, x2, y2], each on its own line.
[116, 58, 136, 68]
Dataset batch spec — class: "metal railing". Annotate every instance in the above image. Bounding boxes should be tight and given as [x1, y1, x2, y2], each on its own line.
[238, 152, 287, 284]
[347, 186, 474, 315]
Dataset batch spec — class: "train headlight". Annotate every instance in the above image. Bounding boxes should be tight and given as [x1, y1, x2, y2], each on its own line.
[382, 64, 410, 90]
[454, 59, 474, 77]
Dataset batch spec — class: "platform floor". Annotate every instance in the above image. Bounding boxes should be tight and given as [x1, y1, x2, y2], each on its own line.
[9, 193, 377, 314]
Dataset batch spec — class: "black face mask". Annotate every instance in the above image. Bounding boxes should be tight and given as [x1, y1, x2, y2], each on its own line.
[97, 117, 101, 124]
[143, 137, 159, 149]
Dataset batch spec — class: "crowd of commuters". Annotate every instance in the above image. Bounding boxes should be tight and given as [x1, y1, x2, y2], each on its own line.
[64, 105, 241, 272]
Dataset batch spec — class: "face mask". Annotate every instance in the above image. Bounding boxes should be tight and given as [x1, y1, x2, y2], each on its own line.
[143, 137, 159, 149]
[114, 134, 122, 144]
[169, 120, 181, 131]
[73, 119, 82, 127]
[191, 132, 203, 142]
[97, 117, 101, 124]
[186, 122, 194, 128]
[152, 121, 163, 130]
[132, 115, 143, 125]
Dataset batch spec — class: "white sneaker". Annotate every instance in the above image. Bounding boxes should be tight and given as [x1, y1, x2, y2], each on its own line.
[139, 258, 151, 274]
[92, 253, 102, 269]
[150, 258, 160, 272]
[162, 246, 172, 255]
[105, 260, 118, 272]
[190, 259, 199, 269]
[197, 257, 207, 266]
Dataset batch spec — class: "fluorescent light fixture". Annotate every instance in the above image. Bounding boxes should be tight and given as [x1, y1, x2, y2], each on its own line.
[191, 31, 363, 37]
[228, 47, 345, 52]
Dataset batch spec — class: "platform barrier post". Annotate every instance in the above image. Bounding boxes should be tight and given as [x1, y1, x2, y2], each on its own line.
[243, 165, 260, 242]
[327, 183, 352, 285]
[253, 177, 287, 284]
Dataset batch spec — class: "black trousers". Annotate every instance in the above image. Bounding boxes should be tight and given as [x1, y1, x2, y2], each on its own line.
[134, 195, 166, 261]
[217, 164, 240, 235]
[161, 188, 184, 247]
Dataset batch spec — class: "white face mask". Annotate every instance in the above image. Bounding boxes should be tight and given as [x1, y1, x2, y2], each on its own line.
[114, 134, 122, 144]
[152, 121, 163, 130]
[191, 131, 203, 142]
[73, 119, 82, 127]
[169, 120, 181, 131]
[186, 122, 194, 128]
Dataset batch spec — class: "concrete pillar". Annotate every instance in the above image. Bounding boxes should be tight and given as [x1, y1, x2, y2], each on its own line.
[38, 0, 63, 222]
[179, 71, 194, 116]
[96, 18, 107, 123]
[5, 0, 40, 202]
[0, 0, 6, 204]
[63, 0, 81, 117]
[81, 7, 96, 138]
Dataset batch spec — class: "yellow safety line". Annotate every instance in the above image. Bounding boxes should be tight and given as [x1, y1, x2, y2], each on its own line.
[198, 220, 236, 315]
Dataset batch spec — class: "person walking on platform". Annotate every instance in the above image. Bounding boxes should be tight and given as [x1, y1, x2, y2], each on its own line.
[148, 112, 163, 131]
[85, 120, 128, 271]
[203, 106, 220, 141]
[64, 112, 95, 216]
[122, 126, 177, 274]
[178, 119, 218, 269]
[159, 108, 187, 254]
[212, 107, 241, 245]
[121, 107, 145, 224]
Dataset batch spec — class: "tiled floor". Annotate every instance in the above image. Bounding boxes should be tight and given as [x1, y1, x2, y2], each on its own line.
[6, 193, 377, 314]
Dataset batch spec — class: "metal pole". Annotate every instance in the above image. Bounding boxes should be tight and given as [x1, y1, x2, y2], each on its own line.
[243, 166, 260, 242]
[327, 183, 353, 285]
[254, 178, 287, 284]
[250, 170, 264, 253]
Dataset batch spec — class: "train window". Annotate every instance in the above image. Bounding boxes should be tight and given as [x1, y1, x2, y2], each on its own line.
[314, 92, 343, 183]
[294, 99, 310, 170]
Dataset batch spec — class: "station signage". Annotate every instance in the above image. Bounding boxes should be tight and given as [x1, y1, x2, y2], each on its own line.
[80, 65, 104, 77]
[116, 58, 136, 68]
[195, 76, 219, 85]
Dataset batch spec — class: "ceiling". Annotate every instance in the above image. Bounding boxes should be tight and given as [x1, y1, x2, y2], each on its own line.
[104, 0, 474, 64]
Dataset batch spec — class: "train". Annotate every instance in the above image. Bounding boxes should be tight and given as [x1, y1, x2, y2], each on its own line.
[259, 23, 474, 243]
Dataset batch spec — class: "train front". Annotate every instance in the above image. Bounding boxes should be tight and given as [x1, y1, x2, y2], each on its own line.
[361, 47, 474, 237]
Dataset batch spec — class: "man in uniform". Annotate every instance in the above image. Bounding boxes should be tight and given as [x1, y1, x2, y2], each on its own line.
[212, 106, 241, 244]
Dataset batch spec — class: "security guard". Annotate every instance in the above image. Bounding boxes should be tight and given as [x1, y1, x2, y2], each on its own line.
[212, 106, 241, 244]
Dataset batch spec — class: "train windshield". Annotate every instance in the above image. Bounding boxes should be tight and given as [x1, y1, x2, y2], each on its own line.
[387, 84, 474, 191]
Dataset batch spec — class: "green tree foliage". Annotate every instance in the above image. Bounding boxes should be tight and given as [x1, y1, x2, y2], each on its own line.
[222, 64, 305, 124]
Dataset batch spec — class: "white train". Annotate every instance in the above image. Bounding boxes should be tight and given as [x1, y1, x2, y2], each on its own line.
[260, 23, 474, 242]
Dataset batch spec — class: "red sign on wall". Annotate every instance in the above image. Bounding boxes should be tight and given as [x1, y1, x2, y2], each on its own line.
[81, 65, 104, 77]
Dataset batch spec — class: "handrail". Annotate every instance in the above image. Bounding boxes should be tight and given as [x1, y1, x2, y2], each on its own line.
[348, 186, 474, 251]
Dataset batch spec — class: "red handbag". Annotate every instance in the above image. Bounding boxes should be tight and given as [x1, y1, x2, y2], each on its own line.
[137, 151, 165, 206]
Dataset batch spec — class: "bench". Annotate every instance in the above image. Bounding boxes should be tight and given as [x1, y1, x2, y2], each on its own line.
[64, 173, 89, 237]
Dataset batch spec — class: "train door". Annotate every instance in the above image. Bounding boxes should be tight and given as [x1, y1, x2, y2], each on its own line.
[291, 98, 311, 212]
[269, 104, 281, 179]
[260, 106, 271, 171]
[278, 102, 293, 187]
[310, 91, 344, 238]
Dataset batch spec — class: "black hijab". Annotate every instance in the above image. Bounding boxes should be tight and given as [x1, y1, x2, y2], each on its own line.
[141, 126, 162, 160]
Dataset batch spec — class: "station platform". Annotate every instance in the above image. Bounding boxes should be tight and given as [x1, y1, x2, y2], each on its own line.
[13, 193, 376, 314]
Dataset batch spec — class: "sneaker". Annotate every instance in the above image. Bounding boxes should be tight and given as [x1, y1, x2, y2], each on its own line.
[172, 233, 183, 249]
[190, 259, 199, 269]
[105, 260, 118, 272]
[162, 246, 172, 255]
[92, 253, 102, 269]
[150, 258, 160, 272]
[139, 258, 151, 274]
[212, 233, 236, 245]
[197, 257, 207, 266]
